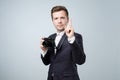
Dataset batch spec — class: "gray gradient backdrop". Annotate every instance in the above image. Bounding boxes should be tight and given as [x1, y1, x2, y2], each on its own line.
[0, 0, 119, 80]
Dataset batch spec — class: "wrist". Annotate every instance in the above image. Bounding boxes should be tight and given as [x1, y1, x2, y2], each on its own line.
[68, 36, 75, 44]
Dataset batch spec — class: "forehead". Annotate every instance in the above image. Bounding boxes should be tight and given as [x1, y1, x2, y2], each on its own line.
[52, 10, 67, 17]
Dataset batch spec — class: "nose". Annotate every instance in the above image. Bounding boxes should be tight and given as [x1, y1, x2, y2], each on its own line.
[58, 18, 62, 23]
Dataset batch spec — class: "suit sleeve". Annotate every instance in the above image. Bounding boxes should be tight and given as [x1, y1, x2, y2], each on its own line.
[41, 49, 51, 65]
[41, 34, 56, 65]
[71, 33, 86, 65]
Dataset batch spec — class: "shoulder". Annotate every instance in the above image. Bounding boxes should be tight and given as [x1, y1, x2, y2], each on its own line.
[48, 33, 56, 39]
[74, 32, 83, 39]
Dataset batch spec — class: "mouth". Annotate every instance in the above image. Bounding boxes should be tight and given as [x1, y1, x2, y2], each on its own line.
[57, 24, 63, 26]
[57, 25, 63, 28]
[56, 25, 65, 30]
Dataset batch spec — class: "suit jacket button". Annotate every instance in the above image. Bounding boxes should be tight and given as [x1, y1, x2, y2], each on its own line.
[52, 73, 54, 77]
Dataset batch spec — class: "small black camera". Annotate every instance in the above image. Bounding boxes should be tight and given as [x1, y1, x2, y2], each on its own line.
[42, 38, 55, 48]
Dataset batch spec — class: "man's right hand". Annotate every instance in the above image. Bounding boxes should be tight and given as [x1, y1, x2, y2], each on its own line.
[40, 37, 48, 52]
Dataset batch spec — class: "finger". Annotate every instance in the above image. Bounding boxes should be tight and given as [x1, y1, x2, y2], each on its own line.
[40, 44, 44, 48]
[41, 37, 45, 40]
[65, 27, 71, 33]
[67, 19, 72, 27]
[40, 37, 45, 44]
[65, 19, 73, 33]
[40, 45, 45, 50]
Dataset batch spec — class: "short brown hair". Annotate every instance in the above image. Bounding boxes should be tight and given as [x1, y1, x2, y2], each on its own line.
[51, 5, 69, 19]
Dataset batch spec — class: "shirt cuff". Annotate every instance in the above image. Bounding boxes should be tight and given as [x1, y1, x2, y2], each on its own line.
[41, 49, 48, 57]
[68, 36, 75, 44]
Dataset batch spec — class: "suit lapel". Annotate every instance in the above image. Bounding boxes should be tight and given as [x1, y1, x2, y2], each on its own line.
[52, 33, 57, 40]
[57, 33, 67, 50]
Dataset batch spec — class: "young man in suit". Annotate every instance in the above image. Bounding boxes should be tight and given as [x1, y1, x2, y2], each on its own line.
[40, 5, 86, 80]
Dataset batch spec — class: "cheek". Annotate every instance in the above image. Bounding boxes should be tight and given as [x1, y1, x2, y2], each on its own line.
[63, 21, 68, 26]
[52, 21, 56, 25]
[63, 19, 68, 23]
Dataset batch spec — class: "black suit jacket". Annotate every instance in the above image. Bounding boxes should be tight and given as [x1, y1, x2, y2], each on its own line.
[41, 33, 86, 80]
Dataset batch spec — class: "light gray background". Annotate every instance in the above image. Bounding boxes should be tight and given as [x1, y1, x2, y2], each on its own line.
[0, 0, 119, 80]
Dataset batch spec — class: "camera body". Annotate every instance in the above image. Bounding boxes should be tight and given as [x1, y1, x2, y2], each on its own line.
[42, 38, 55, 48]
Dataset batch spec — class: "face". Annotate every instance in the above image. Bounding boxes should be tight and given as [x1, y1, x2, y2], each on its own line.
[52, 10, 69, 32]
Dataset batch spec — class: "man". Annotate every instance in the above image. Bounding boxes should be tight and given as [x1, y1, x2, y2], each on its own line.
[40, 5, 86, 80]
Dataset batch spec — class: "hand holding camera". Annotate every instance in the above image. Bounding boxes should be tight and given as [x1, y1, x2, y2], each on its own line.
[42, 38, 55, 48]
[40, 37, 47, 52]
[40, 37, 55, 52]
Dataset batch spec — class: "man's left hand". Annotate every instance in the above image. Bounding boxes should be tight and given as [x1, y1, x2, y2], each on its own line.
[65, 19, 74, 38]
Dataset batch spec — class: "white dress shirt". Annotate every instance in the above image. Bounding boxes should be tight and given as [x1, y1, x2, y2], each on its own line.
[55, 31, 65, 46]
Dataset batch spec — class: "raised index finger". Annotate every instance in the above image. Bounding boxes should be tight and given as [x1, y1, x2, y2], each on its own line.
[67, 19, 72, 27]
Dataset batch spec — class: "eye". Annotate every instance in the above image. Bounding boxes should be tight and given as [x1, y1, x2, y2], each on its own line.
[61, 17, 65, 19]
[54, 17, 58, 20]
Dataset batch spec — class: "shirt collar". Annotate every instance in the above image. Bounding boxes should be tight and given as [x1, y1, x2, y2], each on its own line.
[56, 31, 65, 36]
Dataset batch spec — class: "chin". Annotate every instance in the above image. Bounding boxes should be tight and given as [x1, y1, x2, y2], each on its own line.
[57, 29, 64, 32]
